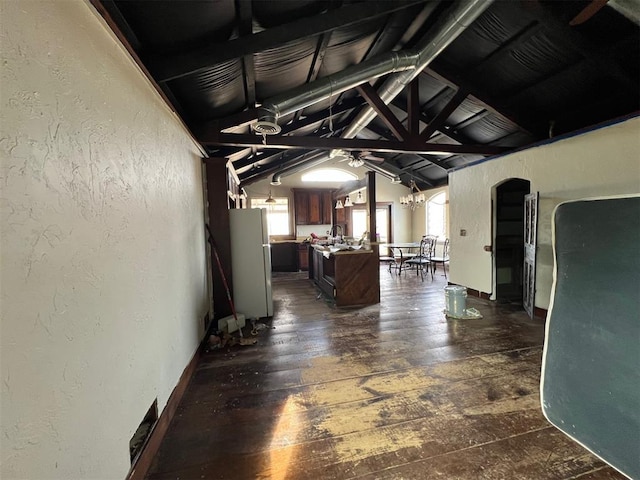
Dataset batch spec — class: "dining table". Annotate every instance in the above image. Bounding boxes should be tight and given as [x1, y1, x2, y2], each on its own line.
[378, 242, 421, 273]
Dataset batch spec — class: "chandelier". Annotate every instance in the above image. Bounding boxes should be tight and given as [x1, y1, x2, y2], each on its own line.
[400, 180, 426, 211]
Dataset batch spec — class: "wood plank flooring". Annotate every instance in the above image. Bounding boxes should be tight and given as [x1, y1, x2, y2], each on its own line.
[146, 268, 625, 480]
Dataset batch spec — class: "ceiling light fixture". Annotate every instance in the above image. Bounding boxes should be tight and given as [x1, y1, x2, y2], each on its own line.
[265, 190, 276, 204]
[335, 199, 344, 209]
[400, 180, 426, 211]
[348, 157, 364, 168]
[344, 196, 353, 207]
[354, 191, 365, 204]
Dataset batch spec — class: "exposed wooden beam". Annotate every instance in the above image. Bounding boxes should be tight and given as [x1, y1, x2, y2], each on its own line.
[356, 83, 410, 141]
[527, 1, 636, 90]
[236, 0, 256, 108]
[407, 78, 421, 136]
[148, 0, 425, 82]
[203, 133, 512, 156]
[333, 178, 368, 199]
[418, 88, 468, 141]
[400, 154, 449, 172]
[424, 67, 546, 139]
[508, 36, 640, 112]
[471, 21, 542, 74]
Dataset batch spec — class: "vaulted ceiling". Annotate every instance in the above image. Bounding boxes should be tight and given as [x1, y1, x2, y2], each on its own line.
[93, 0, 639, 190]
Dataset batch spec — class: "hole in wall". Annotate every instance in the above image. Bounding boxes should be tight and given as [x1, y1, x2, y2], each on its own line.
[129, 399, 158, 464]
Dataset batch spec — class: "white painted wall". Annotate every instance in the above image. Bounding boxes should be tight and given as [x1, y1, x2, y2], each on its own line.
[0, 2, 208, 479]
[449, 117, 640, 309]
[412, 185, 448, 238]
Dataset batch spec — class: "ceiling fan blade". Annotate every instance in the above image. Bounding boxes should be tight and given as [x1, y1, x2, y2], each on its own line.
[569, 0, 609, 26]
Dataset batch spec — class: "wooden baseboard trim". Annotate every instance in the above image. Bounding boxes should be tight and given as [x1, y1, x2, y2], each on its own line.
[447, 282, 549, 320]
[126, 332, 205, 480]
[534, 306, 548, 320]
[448, 282, 491, 300]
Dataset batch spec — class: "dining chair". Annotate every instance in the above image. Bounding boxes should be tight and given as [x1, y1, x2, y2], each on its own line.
[378, 246, 396, 273]
[430, 238, 450, 278]
[405, 236, 436, 280]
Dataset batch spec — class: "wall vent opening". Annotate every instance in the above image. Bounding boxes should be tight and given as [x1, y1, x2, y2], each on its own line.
[129, 399, 158, 464]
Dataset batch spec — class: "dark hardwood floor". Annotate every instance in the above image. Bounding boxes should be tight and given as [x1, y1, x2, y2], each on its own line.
[146, 267, 625, 479]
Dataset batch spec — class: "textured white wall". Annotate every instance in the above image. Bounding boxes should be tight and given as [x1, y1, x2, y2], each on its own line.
[0, 2, 208, 479]
[449, 117, 640, 309]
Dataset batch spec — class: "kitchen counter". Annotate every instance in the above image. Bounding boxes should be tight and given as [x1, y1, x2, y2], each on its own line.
[309, 244, 380, 307]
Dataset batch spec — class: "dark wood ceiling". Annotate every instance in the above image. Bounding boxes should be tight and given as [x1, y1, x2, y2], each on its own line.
[93, 0, 639, 189]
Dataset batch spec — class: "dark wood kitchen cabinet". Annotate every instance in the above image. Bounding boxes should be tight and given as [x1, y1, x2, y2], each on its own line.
[297, 243, 309, 271]
[294, 189, 333, 225]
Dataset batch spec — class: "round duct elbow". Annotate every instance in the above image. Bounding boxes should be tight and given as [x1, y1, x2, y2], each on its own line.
[270, 174, 282, 186]
[253, 111, 281, 135]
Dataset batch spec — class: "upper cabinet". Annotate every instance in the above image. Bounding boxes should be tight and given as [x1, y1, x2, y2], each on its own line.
[294, 189, 333, 225]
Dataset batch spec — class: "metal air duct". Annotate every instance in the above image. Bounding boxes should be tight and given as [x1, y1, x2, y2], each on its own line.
[361, 161, 402, 184]
[255, 51, 418, 131]
[270, 151, 330, 185]
[340, 0, 493, 141]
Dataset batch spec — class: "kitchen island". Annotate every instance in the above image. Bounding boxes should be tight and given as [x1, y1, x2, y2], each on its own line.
[309, 245, 380, 307]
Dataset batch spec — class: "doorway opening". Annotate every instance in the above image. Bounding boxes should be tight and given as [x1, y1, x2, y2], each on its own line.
[351, 203, 392, 243]
[494, 178, 530, 305]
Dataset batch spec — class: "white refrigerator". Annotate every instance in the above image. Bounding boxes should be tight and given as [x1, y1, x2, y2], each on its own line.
[229, 208, 273, 318]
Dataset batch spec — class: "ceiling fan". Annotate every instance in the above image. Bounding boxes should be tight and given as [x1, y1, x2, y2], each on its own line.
[335, 150, 385, 168]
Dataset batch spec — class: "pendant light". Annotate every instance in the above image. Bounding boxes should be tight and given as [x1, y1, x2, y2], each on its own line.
[344, 195, 353, 207]
[265, 190, 276, 204]
[335, 199, 344, 209]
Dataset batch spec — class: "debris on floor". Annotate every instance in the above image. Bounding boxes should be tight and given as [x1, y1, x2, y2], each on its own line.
[444, 307, 483, 319]
[207, 331, 258, 351]
[250, 318, 275, 336]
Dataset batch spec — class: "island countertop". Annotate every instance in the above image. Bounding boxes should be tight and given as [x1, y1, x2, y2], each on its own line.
[309, 244, 379, 307]
[310, 244, 374, 258]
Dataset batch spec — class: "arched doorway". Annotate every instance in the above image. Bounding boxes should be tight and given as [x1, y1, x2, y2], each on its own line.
[494, 178, 530, 305]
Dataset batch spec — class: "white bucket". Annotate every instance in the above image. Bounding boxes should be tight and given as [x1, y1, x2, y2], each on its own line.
[444, 286, 467, 317]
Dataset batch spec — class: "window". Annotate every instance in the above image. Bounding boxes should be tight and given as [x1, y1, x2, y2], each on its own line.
[351, 205, 391, 243]
[352, 209, 368, 239]
[426, 191, 447, 238]
[251, 197, 290, 235]
[301, 168, 357, 183]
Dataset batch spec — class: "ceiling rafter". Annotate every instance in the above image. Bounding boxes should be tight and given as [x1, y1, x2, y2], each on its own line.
[527, 1, 637, 90]
[356, 83, 410, 141]
[418, 88, 468, 141]
[507, 36, 640, 115]
[407, 78, 421, 136]
[291, 32, 332, 127]
[400, 154, 449, 172]
[471, 21, 543, 75]
[148, 0, 424, 82]
[423, 67, 546, 139]
[203, 132, 511, 156]
[236, 0, 256, 109]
